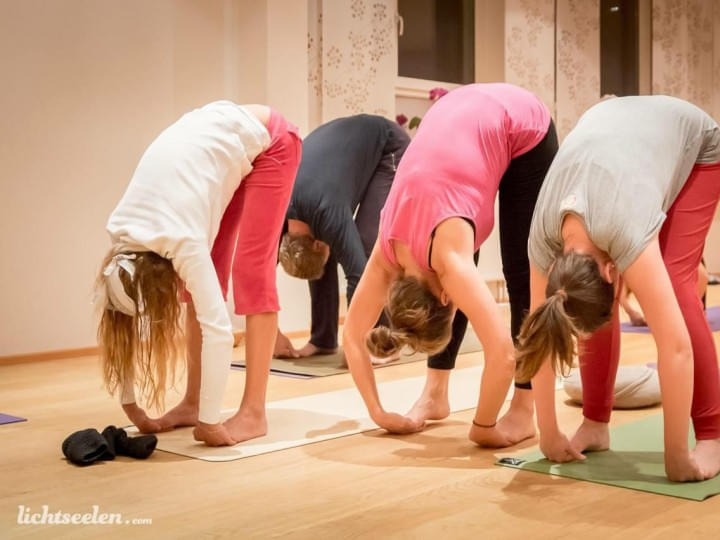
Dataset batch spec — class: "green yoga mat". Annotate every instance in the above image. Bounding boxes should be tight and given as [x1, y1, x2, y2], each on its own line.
[497, 415, 720, 501]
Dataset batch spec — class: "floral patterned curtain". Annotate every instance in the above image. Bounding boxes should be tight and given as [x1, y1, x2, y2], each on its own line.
[555, 0, 600, 139]
[504, 0, 555, 116]
[308, 0, 398, 129]
[504, 0, 600, 140]
[652, 0, 720, 121]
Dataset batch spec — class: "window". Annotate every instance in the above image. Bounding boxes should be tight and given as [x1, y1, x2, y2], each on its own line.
[398, 0, 475, 84]
[600, 0, 640, 96]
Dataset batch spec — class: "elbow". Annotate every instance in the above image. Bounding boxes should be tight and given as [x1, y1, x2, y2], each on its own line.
[342, 326, 361, 351]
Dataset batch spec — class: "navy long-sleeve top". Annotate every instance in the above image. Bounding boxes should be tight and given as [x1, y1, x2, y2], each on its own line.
[286, 114, 408, 302]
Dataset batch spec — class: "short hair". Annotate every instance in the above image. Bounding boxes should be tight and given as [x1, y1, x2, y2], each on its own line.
[278, 233, 326, 280]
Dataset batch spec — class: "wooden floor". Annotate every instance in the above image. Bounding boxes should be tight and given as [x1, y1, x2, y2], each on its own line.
[3, 292, 720, 539]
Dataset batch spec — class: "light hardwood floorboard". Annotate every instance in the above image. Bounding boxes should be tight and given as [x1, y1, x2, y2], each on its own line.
[2, 291, 720, 539]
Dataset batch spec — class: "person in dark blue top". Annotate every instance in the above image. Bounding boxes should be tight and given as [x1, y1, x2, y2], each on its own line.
[277, 114, 410, 358]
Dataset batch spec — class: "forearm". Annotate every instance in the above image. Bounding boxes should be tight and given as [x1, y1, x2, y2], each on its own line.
[658, 349, 693, 453]
[475, 346, 515, 423]
[532, 360, 560, 435]
[120, 367, 136, 405]
[343, 333, 383, 417]
[197, 333, 234, 424]
[174, 245, 234, 424]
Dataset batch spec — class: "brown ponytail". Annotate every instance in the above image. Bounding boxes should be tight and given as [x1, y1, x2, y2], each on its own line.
[366, 277, 453, 358]
[516, 251, 614, 382]
[96, 248, 184, 411]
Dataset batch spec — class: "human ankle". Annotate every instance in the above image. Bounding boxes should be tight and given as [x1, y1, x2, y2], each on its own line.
[581, 417, 609, 428]
[424, 369, 450, 395]
[237, 402, 266, 418]
[180, 395, 200, 408]
[509, 389, 534, 412]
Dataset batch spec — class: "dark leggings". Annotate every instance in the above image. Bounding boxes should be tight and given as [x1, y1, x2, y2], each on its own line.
[427, 120, 559, 388]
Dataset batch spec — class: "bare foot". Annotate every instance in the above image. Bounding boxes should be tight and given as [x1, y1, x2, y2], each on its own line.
[693, 438, 720, 480]
[193, 422, 237, 447]
[157, 400, 198, 431]
[571, 417, 610, 454]
[468, 425, 512, 448]
[297, 342, 337, 358]
[273, 331, 299, 359]
[406, 369, 451, 424]
[495, 405, 536, 445]
[222, 407, 268, 443]
[407, 395, 450, 424]
[122, 403, 164, 433]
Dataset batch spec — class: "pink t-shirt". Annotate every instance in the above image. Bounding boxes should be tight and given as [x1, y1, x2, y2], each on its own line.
[379, 83, 551, 271]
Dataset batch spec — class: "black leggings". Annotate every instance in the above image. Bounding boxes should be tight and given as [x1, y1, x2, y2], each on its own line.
[427, 120, 559, 387]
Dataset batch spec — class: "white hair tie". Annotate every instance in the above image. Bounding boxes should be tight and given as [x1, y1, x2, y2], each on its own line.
[102, 253, 145, 316]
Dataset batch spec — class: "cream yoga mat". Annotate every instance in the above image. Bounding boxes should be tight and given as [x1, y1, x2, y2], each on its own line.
[232, 350, 427, 378]
[129, 365, 495, 462]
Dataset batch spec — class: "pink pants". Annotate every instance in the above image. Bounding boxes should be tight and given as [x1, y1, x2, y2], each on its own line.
[581, 163, 720, 440]
[210, 109, 301, 315]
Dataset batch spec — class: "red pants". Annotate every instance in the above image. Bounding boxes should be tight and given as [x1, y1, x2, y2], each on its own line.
[211, 109, 301, 315]
[581, 163, 720, 440]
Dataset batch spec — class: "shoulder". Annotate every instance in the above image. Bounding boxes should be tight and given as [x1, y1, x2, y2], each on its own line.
[431, 218, 475, 267]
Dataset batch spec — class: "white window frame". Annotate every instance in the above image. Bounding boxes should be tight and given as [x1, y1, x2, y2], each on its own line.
[395, 76, 461, 99]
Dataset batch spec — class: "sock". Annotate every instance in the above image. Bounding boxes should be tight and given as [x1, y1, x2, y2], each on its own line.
[101, 425, 157, 459]
[121, 434, 158, 459]
[99, 425, 125, 460]
[62, 429, 109, 466]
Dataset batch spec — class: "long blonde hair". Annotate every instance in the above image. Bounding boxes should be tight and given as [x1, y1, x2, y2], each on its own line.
[96, 248, 184, 410]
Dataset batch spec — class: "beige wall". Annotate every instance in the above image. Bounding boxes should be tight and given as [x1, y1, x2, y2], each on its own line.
[5, 0, 719, 356]
[0, 0, 311, 356]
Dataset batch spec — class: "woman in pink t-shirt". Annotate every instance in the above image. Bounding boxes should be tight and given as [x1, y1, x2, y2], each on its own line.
[343, 83, 557, 446]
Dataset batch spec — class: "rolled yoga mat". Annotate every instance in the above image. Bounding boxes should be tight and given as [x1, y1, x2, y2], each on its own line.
[497, 414, 720, 501]
[621, 305, 720, 334]
[0, 413, 26, 425]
